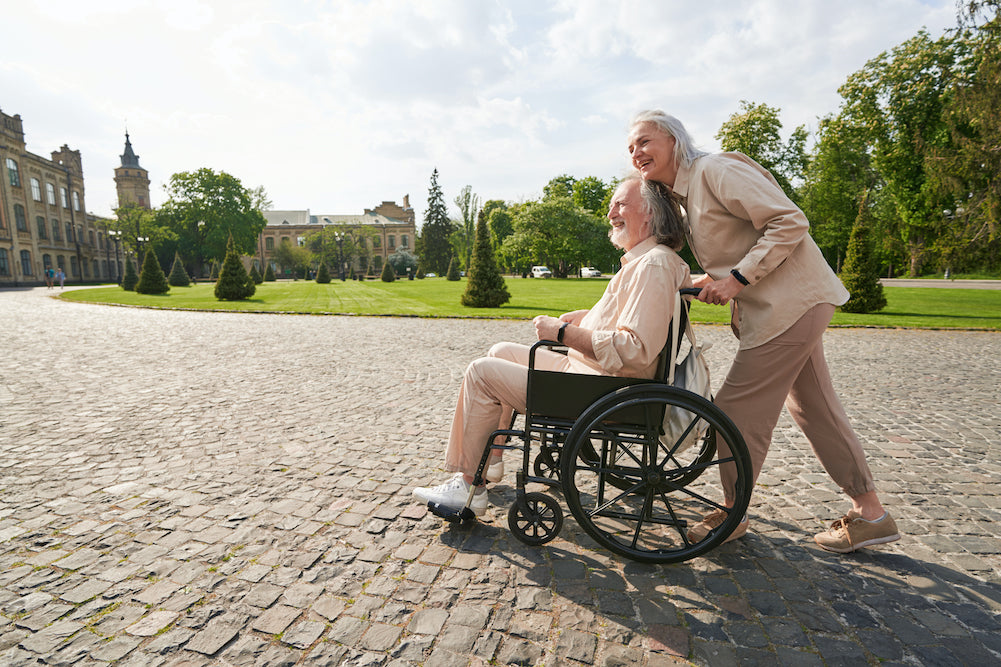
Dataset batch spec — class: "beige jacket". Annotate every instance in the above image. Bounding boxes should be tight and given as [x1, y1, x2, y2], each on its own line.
[673, 152, 848, 349]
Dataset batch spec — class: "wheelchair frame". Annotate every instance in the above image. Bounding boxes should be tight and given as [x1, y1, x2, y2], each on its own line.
[428, 289, 752, 564]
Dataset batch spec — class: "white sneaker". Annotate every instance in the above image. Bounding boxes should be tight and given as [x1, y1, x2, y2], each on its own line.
[485, 457, 504, 483]
[413, 474, 488, 516]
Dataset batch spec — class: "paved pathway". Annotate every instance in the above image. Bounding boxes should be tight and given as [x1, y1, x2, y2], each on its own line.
[1, 286, 999, 666]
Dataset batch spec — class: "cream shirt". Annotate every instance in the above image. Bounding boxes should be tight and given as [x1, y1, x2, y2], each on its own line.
[673, 152, 848, 349]
[567, 237, 691, 379]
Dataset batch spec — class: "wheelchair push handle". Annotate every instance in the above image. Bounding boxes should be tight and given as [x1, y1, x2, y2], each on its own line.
[679, 287, 702, 297]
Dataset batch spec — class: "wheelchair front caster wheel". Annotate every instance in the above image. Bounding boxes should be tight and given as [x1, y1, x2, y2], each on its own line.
[508, 492, 563, 546]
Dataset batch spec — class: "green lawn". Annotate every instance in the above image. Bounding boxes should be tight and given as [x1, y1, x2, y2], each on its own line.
[59, 277, 1001, 329]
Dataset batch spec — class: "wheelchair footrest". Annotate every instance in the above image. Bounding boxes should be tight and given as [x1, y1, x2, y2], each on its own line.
[427, 501, 478, 523]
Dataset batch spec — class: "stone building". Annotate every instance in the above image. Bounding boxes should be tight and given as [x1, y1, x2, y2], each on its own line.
[260, 198, 416, 275]
[114, 133, 151, 209]
[0, 107, 114, 286]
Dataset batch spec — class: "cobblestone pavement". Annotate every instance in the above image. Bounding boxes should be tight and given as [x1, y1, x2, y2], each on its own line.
[1, 286, 1000, 666]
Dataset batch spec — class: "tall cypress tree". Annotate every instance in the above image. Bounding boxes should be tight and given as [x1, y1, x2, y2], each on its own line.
[462, 211, 510, 307]
[135, 247, 169, 294]
[167, 251, 191, 287]
[215, 234, 255, 300]
[421, 169, 453, 275]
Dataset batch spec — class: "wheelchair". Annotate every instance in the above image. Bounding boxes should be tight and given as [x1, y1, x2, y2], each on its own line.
[427, 288, 752, 564]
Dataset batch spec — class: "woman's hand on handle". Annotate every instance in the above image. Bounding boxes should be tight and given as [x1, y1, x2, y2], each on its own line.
[695, 273, 745, 306]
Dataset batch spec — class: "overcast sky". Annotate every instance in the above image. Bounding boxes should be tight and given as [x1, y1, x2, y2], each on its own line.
[1, 0, 958, 224]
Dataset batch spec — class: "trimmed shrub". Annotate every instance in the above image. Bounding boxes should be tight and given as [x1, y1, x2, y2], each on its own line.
[136, 248, 170, 295]
[249, 264, 263, 284]
[215, 234, 256, 300]
[121, 258, 138, 291]
[446, 256, 461, 281]
[167, 252, 191, 287]
[462, 213, 510, 307]
[264, 264, 276, 281]
[839, 193, 886, 314]
[380, 261, 396, 282]
[316, 263, 331, 284]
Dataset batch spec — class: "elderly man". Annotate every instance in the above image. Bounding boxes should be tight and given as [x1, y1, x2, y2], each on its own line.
[413, 176, 692, 514]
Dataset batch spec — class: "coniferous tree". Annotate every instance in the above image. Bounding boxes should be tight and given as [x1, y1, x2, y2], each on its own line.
[316, 262, 331, 284]
[264, 263, 276, 281]
[839, 192, 887, 313]
[380, 261, 396, 282]
[121, 258, 138, 291]
[462, 211, 510, 307]
[446, 256, 461, 281]
[215, 234, 256, 300]
[421, 168, 453, 274]
[167, 252, 191, 287]
[210, 260, 220, 281]
[415, 259, 426, 279]
[136, 247, 170, 294]
[250, 264, 263, 284]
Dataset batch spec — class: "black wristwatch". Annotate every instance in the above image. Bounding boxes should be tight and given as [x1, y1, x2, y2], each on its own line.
[557, 322, 569, 343]
[730, 268, 750, 286]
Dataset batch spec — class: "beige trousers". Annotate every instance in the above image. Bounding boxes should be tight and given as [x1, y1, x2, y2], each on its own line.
[444, 342, 573, 475]
[715, 303, 876, 503]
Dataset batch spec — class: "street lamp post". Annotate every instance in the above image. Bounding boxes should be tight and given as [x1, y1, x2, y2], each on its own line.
[334, 232, 346, 281]
[108, 230, 122, 283]
[137, 235, 149, 266]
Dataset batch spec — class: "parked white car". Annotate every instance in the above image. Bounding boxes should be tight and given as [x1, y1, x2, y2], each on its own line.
[531, 265, 552, 278]
[581, 267, 601, 278]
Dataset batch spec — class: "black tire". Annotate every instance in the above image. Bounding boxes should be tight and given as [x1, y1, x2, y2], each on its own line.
[559, 385, 751, 564]
[508, 492, 563, 546]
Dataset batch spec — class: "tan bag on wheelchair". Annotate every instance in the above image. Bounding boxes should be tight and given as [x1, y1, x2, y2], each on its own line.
[662, 291, 713, 452]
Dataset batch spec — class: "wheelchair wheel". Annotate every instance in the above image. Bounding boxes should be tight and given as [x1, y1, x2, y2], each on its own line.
[532, 443, 561, 480]
[508, 492, 563, 546]
[560, 385, 751, 564]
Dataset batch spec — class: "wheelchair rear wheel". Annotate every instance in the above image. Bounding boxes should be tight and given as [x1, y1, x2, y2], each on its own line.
[560, 385, 751, 563]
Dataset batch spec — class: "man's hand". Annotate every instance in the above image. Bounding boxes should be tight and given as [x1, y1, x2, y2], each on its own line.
[533, 315, 562, 341]
[697, 273, 745, 305]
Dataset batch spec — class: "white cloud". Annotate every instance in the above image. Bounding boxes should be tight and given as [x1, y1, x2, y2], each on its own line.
[0, 0, 958, 223]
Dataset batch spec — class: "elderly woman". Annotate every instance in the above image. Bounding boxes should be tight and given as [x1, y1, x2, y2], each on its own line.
[626, 110, 899, 553]
[413, 176, 691, 514]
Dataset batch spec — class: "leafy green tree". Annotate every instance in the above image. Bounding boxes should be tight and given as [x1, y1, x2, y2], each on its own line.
[215, 234, 255, 300]
[271, 239, 310, 278]
[572, 176, 610, 215]
[462, 207, 510, 307]
[316, 262, 331, 284]
[446, 256, 461, 281]
[380, 260, 396, 282]
[388, 248, 418, 277]
[167, 251, 191, 287]
[543, 174, 576, 201]
[486, 207, 514, 268]
[839, 192, 887, 313]
[454, 185, 480, 269]
[121, 258, 138, 291]
[715, 100, 808, 201]
[838, 30, 959, 275]
[158, 168, 267, 277]
[420, 169, 454, 275]
[135, 246, 169, 294]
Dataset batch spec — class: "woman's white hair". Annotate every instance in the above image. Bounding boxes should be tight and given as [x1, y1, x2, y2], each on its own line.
[631, 110, 708, 168]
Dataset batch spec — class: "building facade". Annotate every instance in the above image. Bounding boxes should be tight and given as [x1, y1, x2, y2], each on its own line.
[0, 107, 115, 286]
[260, 198, 416, 275]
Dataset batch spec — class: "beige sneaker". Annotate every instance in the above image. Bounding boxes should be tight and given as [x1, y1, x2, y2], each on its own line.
[687, 509, 748, 543]
[814, 510, 900, 553]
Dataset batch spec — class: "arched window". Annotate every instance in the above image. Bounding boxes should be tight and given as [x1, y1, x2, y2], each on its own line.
[70, 256, 79, 277]
[72, 191, 81, 211]
[401, 234, 409, 248]
[65, 223, 74, 243]
[265, 237, 274, 250]
[5, 158, 20, 187]
[46, 183, 56, 205]
[31, 178, 41, 201]
[20, 250, 32, 276]
[60, 187, 69, 208]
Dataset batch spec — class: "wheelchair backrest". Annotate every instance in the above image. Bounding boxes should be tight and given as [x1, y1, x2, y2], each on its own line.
[653, 293, 691, 383]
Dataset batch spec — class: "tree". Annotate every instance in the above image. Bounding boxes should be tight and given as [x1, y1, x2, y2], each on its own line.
[486, 206, 514, 270]
[135, 245, 169, 295]
[250, 264, 264, 284]
[715, 100, 808, 201]
[388, 248, 418, 277]
[572, 176, 610, 215]
[215, 234, 255, 300]
[271, 239, 310, 278]
[380, 261, 396, 282]
[316, 262, 331, 284]
[420, 169, 454, 275]
[462, 207, 510, 307]
[264, 264, 276, 281]
[121, 258, 138, 291]
[158, 168, 268, 278]
[446, 256, 461, 281]
[839, 192, 887, 313]
[454, 185, 480, 270]
[838, 31, 959, 275]
[543, 174, 576, 201]
[167, 251, 191, 287]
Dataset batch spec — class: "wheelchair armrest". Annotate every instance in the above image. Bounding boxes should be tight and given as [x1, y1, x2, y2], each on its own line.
[528, 339, 568, 369]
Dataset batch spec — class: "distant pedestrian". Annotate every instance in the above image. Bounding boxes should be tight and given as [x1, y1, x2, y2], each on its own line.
[57, 268, 65, 289]
[45, 267, 54, 289]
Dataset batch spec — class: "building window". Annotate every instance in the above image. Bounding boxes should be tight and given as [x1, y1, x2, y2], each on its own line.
[37, 216, 47, 239]
[0, 249, 8, 275]
[46, 183, 56, 205]
[72, 191, 81, 211]
[70, 256, 79, 277]
[265, 237, 274, 250]
[97, 232, 104, 250]
[52, 220, 61, 241]
[31, 178, 42, 201]
[43, 254, 52, 270]
[65, 222, 74, 243]
[372, 237, 381, 248]
[401, 234, 409, 248]
[14, 204, 27, 231]
[5, 158, 20, 187]
[92, 259, 98, 278]
[388, 235, 395, 250]
[61, 187, 69, 208]
[20, 250, 32, 276]
[56, 255, 65, 271]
